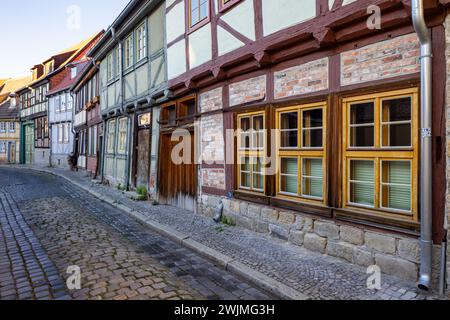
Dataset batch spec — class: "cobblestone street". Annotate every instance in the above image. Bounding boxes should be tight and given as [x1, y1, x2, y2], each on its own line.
[0, 167, 272, 300]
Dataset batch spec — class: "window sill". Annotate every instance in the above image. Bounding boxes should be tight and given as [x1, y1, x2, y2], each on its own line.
[234, 190, 269, 205]
[219, 0, 242, 13]
[270, 196, 332, 218]
[187, 17, 210, 35]
[334, 207, 420, 235]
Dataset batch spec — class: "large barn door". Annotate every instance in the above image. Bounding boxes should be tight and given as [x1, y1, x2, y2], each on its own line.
[158, 131, 197, 211]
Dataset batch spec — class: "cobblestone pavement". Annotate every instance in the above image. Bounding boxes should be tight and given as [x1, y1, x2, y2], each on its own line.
[28, 166, 448, 301]
[0, 167, 272, 300]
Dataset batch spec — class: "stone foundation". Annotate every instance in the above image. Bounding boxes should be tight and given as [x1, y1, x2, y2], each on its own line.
[198, 194, 442, 285]
[33, 148, 50, 167]
[51, 154, 70, 169]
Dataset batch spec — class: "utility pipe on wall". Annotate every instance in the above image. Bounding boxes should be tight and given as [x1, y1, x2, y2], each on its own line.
[412, 0, 433, 291]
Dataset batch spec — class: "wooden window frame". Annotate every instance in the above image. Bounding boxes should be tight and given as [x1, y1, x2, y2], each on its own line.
[275, 102, 327, 206]
[187, 0, 211, 33]
[236, 111, 267, 194]
[117, 117, 128, 155]
[135, 22, 147, 63]
[106, 119, 116, 154]
[124, 33, 134, 70]
[160, 95, 198, 128]
[218, 0, 241, 13]
[342, 88, 419, 221]
[106, 52, 114, 81]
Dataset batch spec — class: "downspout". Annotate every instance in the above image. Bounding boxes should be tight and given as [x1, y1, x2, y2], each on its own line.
[412, 0, 433, 291]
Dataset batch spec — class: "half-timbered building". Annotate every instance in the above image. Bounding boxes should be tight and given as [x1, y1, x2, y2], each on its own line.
[0, 77, 30, 164]
[46, 32, 104, 169]
[16, 39, 94, 166]
[88, 0, 167, 197]
[162, 0, 450, 286]
[72, 61, 102, 175]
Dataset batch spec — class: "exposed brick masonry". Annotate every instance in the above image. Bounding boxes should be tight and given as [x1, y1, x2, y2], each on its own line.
[229, 75, 267, 107]
[341, 33, 420, 86]
[274, 58, 329, 99]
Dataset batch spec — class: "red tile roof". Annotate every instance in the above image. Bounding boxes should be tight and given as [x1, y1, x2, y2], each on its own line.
[47, 60, 91, 96]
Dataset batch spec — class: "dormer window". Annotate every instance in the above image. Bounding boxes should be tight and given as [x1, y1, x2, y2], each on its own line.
[45, 61, 54, 74]
[189, 0, 209, 30]
[71, 67, 77, 79]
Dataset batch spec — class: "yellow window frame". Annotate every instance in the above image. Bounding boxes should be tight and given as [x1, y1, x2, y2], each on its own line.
[342, 88, 419, 221]
[275, 102, 327, 205]
[236, 111, 266, 194]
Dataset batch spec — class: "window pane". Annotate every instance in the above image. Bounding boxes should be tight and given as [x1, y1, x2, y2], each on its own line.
[253, 115, 264, 130]
[240, 117, 250, 149]
[200, 1, 208, 20]
[303, 109, 323, 128]
[350, 102, 374, 124]
[253, 158, 264, 190]
[280, 112, 298, 148]
[382, 97, 411, 122]
[303, 109, 323, 148]
[280, 158, 298, 194]
[382, 97, 412, 147]
[253, 115, 264, 149]
[240, 157, 250, 188]
[350, 160, 374, 206]
[350, 126, 374, 147]
[350, 102, 374, 147]
[302, 159, 323, 198]
[381, 161, 411, 211]
[191, 0, 199, 10]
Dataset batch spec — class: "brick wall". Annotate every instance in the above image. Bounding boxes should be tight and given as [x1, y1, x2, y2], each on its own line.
[341, 33, 420, 86]
[199, 88, 226, 193]
[199, 87, 223, 113]
[200, 113, 225, 164]
[229, 75, 266, 107]
[274, 58, 329, 99]
[201, 168, 226, 190]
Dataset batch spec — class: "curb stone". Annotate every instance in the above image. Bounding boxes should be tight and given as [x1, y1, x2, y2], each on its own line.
[3, 165, 310, 300]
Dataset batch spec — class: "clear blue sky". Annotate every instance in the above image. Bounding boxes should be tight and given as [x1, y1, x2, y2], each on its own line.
[0, 0, 130, 79]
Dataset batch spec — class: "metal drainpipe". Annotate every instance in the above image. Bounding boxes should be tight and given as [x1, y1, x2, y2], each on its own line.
[412, 0, 433, 291]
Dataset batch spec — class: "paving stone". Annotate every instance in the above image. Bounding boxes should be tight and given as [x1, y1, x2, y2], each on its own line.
[4, 166, 444, 301]
[0, 167, 270, 301]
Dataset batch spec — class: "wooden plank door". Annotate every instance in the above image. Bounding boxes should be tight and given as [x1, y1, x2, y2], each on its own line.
[158, 131, 197, 211]
[135, 128, 150, 189]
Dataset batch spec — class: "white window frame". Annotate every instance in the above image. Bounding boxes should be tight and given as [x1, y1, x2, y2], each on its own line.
[135, 22, 147, 62]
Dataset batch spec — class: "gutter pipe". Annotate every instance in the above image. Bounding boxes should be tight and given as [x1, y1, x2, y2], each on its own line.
[412, 0, 433, 291]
